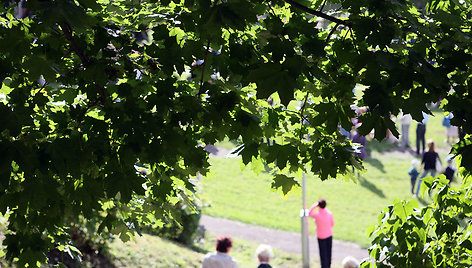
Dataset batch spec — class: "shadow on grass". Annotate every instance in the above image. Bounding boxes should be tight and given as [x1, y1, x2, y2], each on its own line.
[366, 139, 398, 154]
[358, 176, 386, 198]
[363, 157, 385, 173]
[188, 243, 210, 255]
[416, 196, 430, 206]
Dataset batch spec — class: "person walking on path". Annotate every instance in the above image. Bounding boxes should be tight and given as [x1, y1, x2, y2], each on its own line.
[201, 236, 238, 268]
[255, 244, 274, 268]
[309, 199, 334, 268]
[415, 140, 441, 197]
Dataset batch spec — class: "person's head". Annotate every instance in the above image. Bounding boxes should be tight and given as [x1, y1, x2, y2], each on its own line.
[446, 156, 453, 165]
[342, 256, 360, 268]
[216, 236, 233, 253]
[318, 198, 327, 209]
[427, 140, 436, 152]
[256, 244, 274, 263]
[411, 159, 420, 169]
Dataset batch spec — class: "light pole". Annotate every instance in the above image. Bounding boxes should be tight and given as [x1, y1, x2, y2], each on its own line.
[301, 172, 310, 268]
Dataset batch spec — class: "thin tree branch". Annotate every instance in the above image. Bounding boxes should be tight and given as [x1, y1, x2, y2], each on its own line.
[349, 28, 360, 55]
[198, 39, 212, 98]
[341, 28, 349, 42]
[318, 0, 327, 12]
[60, 22, 105, 107]
[283, 0, 351, 27]
[298, 93, 310, 140]
[325, 23, 339, 43]
[268, 3, 278, 18]
[60, 23, 89, 66]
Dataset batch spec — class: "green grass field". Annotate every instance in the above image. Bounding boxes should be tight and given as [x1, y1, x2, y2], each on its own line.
[201, 109, 459, 248]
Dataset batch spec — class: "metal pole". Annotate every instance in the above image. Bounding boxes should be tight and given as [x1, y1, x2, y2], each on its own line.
[301, 172, 310, 268]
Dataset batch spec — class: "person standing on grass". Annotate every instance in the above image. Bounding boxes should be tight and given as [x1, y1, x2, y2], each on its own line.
[415, 140, 441, 197]
[201, 236, 238, 268]
[255, 244, 274, 268]
[398, 111, 412, 148]
[416, 112, 429, 155]
[309, 198, 334, 268]
[408, 160, 420, 195]
[443, 157, 456, 185]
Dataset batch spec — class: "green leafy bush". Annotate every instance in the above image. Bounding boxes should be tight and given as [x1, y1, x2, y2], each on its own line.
[142, 200, 202, 246]
[365, 172, 472, 267]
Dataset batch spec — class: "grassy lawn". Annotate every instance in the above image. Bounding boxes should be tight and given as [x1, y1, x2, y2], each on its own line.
[202, 109, 460, 248]
[108, 232, 324, 267]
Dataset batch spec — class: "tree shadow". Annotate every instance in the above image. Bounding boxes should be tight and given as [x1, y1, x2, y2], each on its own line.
[416, 196, 430, 206]
[365, 139, 398, 154]
[363, 157, 385, 173]
[358, 176, 386, 198]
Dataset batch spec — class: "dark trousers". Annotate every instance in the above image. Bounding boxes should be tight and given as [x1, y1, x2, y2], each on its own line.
[416, 123, 426, 155]
[318, 236, 332, 268]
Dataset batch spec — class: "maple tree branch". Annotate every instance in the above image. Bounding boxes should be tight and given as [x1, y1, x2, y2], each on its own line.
[283, 0, 351, 27]
[198, 39, 211, 97]
[60, 23, 89, 66]
[318, 0, 327, 12]
[60, 22, 105, 107]
[298, 93, 310, 140]
[325, 23, 339, 43]
[349, 28, 360, 55]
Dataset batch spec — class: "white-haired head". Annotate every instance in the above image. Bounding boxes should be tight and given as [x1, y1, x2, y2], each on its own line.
[342, 256, 359, 268]
[411, 159, 420, 168]
[256, 244, 274, 262]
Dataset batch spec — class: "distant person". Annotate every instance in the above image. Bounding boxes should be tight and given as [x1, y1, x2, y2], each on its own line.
[408, 160, 420, 194]
[443, 113, 458, 144]
[415, 140, 441, 197]
[443, 157, 456, 185]
[255, 244, 274, 268]
[416, 112, 429, 155]
[309, 199, 334, 268]
[351, 125, 367, 160]
[342, 256, 360, 268]
[201, 236, 238, 268]
[398, 111, 412, 148]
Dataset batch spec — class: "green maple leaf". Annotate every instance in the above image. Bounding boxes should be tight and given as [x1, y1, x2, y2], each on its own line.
[271, 174, 300, 195]
[247, 63, 298, 106]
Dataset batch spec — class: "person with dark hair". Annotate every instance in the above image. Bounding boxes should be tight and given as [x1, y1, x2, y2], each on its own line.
[309, 198, 334, 268]
[443, 157, 456, 185]
[201, 235, 238, 268]
[416, 112, 429, 155]
[415, 140, 441, 197]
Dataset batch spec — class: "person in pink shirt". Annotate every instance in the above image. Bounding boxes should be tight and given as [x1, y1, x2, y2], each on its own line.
[309, 198, 334, 268]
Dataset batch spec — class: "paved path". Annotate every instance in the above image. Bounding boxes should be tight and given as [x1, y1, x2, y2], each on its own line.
[200, 215, 369, 267]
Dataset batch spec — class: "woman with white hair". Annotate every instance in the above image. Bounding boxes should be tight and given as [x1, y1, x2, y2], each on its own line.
[255, 244, 274, 268]
[342, 256, 360, 268]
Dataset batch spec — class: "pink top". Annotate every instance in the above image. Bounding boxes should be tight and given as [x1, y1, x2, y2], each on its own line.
[308, 205, 334, 239]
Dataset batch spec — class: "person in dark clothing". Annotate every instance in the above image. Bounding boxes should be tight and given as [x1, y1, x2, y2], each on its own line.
[408, 160, 420, 194]
[255, 244, 274, 268]
[443, 158, 456, 185]
[416, 122, 426, 155]
[415, 140, 440, 196]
